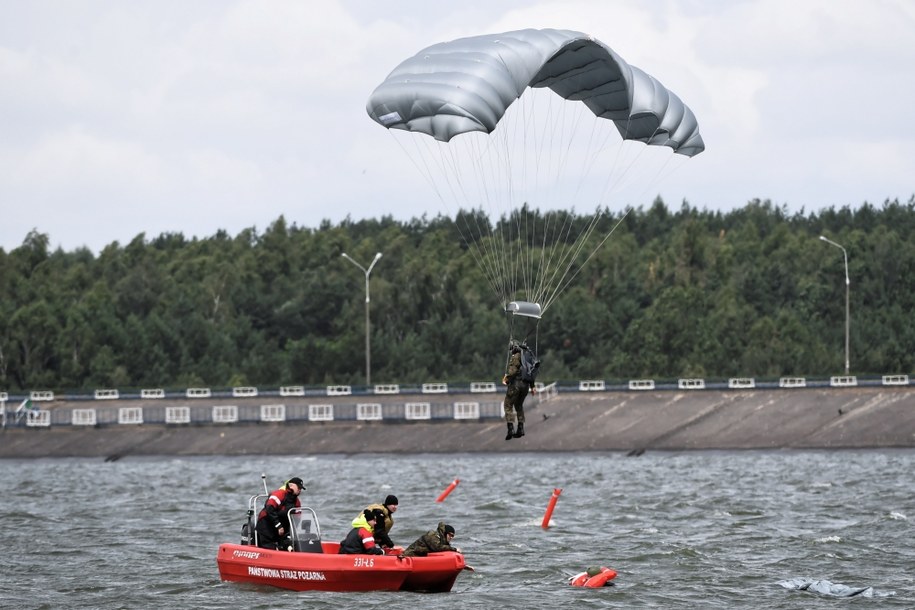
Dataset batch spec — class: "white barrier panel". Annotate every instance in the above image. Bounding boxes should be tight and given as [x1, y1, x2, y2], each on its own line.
[357, 403, 383, 421]
[779, 377, 806, 388]
[470, 382, 498, 393]
[72, 408, 97, 426]
[118, 407, 143, 425]
[212, 405, 238, 423]
[422, 383, 449, 394]
[26, 410, 51, 427]
[453, 402, 480, 420]
[141, 388, 165, 399]
[232, 386, 258, 398]
[628, 379, 655, 391]
[309, 404, 334, 421]
[882, 374, 909, 386]
[678, 379, 706, 390]
[536, 382, 559, 401]
[186, 388, 211, 398]
[280, 386, 305, 397]
[405, 402, 431, 420]
[260, 404, 286, 422]
[578, 380, 605, 391]
[830, 376, 858, 387]
[374, 384, 400, 395]
[93, 389, 119, 400]
[165, 406, 191, 424]
[727, 378, 756, 389]
[327, 385, 352, 396]
[30, 390, 54, 402]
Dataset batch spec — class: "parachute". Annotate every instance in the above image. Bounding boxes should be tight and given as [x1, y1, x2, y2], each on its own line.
[367, 28, 704, 359]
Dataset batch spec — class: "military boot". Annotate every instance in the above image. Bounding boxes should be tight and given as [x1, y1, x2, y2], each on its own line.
[505, 422, 514, 440]
[513, 422, 525, 438]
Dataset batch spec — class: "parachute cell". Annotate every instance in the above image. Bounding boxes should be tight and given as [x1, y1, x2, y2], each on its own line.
[366, 28, 704, 156]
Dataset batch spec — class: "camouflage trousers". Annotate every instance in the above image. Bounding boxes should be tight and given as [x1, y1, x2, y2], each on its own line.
[503, 381, 528, 424]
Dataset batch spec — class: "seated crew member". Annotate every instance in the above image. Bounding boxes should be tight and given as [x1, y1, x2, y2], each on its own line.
[339, 509, 384, 555]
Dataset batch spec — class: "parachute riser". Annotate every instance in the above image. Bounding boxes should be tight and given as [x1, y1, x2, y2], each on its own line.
[505, 301, 541, 374]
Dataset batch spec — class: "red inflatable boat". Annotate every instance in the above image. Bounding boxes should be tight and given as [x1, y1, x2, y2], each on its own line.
[216, 496, 465, 592]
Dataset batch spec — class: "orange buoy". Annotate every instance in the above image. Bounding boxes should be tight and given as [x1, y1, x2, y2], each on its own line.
[541, 487, 562, 529]
[435, 478, 460, 502]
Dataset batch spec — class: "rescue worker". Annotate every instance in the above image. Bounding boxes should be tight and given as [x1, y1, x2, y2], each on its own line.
[502, 341, 535, 440]
[403, 522, 461, 557]
[358, 494, 399, 549]
[255, 477, 305, 550]
[339, 509, 385, 555]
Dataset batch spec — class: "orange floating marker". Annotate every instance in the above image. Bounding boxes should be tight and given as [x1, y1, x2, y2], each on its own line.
[436, 478, 460, 502]
[541, 487, 562, 529]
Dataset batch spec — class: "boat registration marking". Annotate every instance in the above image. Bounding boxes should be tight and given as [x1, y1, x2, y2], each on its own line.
[353, 557, 375, 568]
[247, 566, 327, 581]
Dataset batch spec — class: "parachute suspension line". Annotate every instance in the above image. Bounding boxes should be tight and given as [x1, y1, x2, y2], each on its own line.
[530, 98, 620, 313]
[540, 208, 632, 314]
[539, 102, 600, 309]
[605, 115, 691, 208]
[537, 215, 594, 314]
[522, 91, 573, 308]
[460, 131, 511, 305]
[392, 130, 509, 306]
[462, 132, 510, 302]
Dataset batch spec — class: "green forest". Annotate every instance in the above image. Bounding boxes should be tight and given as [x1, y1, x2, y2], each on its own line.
[2, 197, 914, 394]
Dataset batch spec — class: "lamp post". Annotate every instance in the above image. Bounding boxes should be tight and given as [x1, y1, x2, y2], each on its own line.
[341, 251, 382, 386]
[819, 235, 850, 374]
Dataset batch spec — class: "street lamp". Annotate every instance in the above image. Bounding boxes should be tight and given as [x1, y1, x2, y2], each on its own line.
[341, 251, 383, 386]
[819, 235, 850, 374]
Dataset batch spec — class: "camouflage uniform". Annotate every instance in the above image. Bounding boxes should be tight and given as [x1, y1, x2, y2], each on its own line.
[503, 351, 529, 425]
[402, 522, 459, 557]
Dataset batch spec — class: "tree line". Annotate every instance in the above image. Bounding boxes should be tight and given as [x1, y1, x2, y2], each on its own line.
[1, 197, 914, 393]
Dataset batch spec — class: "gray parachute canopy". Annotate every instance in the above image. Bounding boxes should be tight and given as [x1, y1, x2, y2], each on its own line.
[366, 28, 704, 157]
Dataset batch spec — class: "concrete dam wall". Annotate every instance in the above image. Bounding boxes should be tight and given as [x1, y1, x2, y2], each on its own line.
[1, 386, 913, 458]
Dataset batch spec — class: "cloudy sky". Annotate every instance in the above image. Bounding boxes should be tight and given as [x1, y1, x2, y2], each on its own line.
[2, 0, 914, 253]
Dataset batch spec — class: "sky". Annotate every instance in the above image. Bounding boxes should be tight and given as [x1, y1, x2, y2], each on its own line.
[2, 0, 914, 253]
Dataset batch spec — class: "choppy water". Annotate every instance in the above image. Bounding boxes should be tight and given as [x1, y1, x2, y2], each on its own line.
[1, 450, 911, 609]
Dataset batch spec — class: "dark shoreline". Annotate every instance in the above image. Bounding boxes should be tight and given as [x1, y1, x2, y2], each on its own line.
[2, 386, 914, 458]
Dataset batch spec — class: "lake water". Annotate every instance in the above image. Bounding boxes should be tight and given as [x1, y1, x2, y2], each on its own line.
[1, 450, 911, 609]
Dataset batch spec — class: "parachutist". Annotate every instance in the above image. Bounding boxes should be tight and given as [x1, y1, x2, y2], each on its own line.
[502, 341, 539, 439]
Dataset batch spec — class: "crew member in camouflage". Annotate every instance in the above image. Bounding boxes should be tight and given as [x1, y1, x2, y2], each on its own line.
[502, 343, 530, 440]
[402, 522, 461, 557]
